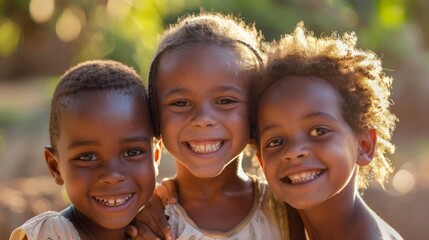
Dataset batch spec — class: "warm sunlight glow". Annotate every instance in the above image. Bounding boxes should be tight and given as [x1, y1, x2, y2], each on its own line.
[392, 169, 415, 194]
[107, 0, 133, 20]
[29, 0, 55, 23]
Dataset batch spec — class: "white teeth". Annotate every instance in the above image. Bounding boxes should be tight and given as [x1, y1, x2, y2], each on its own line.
[288, 170, 321, 184]
[94, 193, 133, 207]
[187, 141, 222, 153]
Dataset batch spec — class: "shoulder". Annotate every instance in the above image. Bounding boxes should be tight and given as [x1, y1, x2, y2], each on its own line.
[351, 201, 403, 240]
[9, 211, 80, 240]
[374, 214, 403, 240]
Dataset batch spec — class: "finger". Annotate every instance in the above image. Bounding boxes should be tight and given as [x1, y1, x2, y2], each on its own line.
[159, 178, 179, 204]
[130, 221, 162, 240]
[147, 196, 175, 238]
[125, 225, 138, 238]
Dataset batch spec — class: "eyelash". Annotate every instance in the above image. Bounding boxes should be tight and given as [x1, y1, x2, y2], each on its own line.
[264, 127, 331, 148]
[216, 98, 237, 104]
[309, 127, 330, 136]
[265, 138, 285, 148]
[123, 149, 143, 157]
[170, 100, 190, 107]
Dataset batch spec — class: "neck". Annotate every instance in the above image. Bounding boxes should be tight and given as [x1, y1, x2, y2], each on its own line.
[300, 178, 362, 240]
[175, 157, 251, 200]
[62, 205, 128, 240]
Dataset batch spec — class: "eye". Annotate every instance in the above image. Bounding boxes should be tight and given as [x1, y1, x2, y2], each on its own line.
[123, 149, 143, 157]
[309, 127, 330, 137]
[170, 100, 190, 107]
[216, 98, 237, 104]
[265, 138, 285, 148]
[76, 153, 97, 161]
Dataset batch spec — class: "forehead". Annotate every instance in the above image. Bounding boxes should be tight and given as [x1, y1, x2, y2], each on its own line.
[261, 75, 340, 103]
[259, 75, 344, 122]
[158, 44, 242, 75]
[58, 90, 151, 131]
[155, 44, 253, 94]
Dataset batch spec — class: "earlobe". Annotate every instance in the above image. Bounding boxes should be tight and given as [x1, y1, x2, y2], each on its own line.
[44, 146, 64, 186]
[153, 139, 163, 177]
[357, 129, 377, 166]
[154, 139, 163, 164]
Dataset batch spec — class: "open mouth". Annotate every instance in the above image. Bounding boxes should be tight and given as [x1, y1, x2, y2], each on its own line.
[186, 140, 224, 153]
[284, 170, 322, 184]
[94, 193, 134, 207]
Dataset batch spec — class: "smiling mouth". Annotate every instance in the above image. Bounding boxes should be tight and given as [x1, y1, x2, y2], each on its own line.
[286, 170, 322, 184]
[186, 140, 224, 153]
[94, 193, 134, 207]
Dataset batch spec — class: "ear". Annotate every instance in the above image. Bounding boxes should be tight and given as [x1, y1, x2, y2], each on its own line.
[357, 128, 377, 166]
[256, 151, 264, 169]
[44, 145, 64, 185]
[154, 139, 162, 164]
[153, 139, 163, 176]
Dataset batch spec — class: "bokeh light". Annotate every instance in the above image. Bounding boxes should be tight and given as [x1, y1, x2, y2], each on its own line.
[392, 169, 415, 194]
[55, 7, 82, 42]
[29, 0, 55, 24]
[106, 0, 133, 20]
[0, 19, 20, 57]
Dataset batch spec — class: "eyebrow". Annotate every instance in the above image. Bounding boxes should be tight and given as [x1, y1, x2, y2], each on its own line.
[120, 136, 151, 144]
[67, 136, 151, 150]
[259, 112, 337, 136]
[163, 85, 244, 97]
[68, 140, 98, 150]
[304, 112, 337, 122]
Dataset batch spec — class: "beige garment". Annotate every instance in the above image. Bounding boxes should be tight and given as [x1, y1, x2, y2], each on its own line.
[165, 176, 289, 240]
[9, 211, 80, 240]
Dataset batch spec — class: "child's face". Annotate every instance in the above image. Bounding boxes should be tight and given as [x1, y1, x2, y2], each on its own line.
[258, 75, 365, 209]
[155, 44, 252, 178]
[47, 91, 157, 229]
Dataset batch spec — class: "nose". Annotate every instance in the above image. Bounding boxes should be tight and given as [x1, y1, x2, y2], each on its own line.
[98, 160, 126, 184]
[191, 103, 217, 128]
[283, 140, 309, 161]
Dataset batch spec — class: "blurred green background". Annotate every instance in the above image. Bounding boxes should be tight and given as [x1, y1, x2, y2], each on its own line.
[0, 0, 428, 239]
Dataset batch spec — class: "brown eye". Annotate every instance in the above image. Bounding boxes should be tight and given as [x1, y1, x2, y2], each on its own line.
[309, 127, 330, 137]
[171, 100, 190, 107]
[265, 138, 285, 148]
[124, 149, 143, 157]
[77, 153, 97, 161]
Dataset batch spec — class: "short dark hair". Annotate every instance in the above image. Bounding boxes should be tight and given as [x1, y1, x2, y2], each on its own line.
[148, 11, 265, 138]
[255, 22, 397, 189]
[49, 60, 149, 151]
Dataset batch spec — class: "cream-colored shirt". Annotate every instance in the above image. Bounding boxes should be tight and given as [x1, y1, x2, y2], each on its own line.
[165, 177, 289, 240]
[9, 211, 80, 240]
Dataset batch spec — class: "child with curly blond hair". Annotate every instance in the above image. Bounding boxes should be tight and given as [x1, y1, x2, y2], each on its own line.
[255, 22, 403, 239]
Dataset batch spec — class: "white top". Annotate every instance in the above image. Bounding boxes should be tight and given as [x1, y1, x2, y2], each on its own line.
[165, 177, 289, 240]
[9, 211, 80, 240]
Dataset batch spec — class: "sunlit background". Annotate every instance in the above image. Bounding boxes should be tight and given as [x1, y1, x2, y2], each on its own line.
[0, 0, 428, 239]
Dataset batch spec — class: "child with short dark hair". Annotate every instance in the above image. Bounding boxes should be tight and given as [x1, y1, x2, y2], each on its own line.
[255, 23, 403, 239]
[10, 60, 160, 240]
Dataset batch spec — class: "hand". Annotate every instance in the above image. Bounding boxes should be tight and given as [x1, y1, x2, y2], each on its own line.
[126, 178, 178, 240]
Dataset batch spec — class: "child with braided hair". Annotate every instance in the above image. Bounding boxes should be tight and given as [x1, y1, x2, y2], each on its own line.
[255, 22, 403, 239]
[128, 12, 303, 240]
